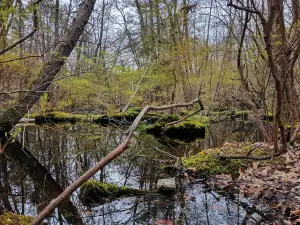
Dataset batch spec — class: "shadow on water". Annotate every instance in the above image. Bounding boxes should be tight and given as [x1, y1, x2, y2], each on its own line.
[0, 120, 268, 224]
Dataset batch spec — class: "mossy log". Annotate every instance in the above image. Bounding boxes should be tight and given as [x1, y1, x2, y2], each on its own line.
[79, 180, 147, 206]
[94, 112, 179, 127]
[146, 121, 206, 143]
[35, 112, 81, 124]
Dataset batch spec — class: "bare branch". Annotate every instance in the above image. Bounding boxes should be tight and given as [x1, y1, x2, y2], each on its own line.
[227, 0, 260, 14]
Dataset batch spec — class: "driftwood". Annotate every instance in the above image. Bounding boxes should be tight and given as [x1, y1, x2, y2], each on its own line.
[30, 99, 201, 225]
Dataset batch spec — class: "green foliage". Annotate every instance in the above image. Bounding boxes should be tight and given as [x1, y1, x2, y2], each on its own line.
[39, 93, 48, 115]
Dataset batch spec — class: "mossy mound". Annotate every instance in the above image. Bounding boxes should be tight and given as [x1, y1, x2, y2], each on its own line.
[0, 213, 34, 225]
[183, 150, 243, 176]
[146, 119, 206, 144]
[182, 142, 276, 177]
[79, 180, 146, 206]
[166, 121, 205, 140]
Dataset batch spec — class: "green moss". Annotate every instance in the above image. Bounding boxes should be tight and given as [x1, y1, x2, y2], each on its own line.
[182, 142, 277, 176]
[235, 110, 249, 117]
[0, 213, 34, 225]
[210, 111, 234, 117]
[34, 111, 100, 124]
[79, 180, 146, 206]
[209, 110, 249, 120]
[183, 150, 244, 176]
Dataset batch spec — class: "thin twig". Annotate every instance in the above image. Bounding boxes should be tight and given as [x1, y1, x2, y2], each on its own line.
[165, 108, 202, 127]
[134, 134, 178, 159]
[246, 143, 262, 156]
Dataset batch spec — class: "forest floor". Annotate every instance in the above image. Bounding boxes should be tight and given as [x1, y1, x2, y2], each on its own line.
[202, 143, 300, 224]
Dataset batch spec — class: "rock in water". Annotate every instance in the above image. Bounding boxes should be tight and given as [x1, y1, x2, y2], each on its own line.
[157, 178, 176, 192]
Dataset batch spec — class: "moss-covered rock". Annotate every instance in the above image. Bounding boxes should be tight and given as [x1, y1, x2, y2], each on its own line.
[183, 150, 243, 176]
[0, 213, 34, 225]
[79, 180, 147, 206]
[182, 142, 276, 177]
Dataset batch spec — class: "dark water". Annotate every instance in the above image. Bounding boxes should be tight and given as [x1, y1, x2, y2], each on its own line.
[0, 120, 264, 224]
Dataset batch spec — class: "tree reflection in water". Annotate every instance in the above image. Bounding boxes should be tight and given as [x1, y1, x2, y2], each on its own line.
[0, 121, 264, 224]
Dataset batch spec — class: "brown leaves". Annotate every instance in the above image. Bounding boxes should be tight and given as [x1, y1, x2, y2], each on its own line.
[235, 148, 300, 223]
[204, 143, 300, 223]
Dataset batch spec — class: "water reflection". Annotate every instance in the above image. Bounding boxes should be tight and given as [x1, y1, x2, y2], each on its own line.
[0, 120, 262, 224]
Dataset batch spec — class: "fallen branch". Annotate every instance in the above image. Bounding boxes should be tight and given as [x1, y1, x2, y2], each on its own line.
[217, 152, 281, 160]
[30, 98, 200, 225]
[2, 136, 83, 224]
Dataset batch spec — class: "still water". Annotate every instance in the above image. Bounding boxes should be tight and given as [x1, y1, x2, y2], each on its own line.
[1, 120, 264, 224]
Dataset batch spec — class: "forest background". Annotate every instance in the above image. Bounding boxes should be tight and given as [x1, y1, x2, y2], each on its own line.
[1, 0, 300, 223]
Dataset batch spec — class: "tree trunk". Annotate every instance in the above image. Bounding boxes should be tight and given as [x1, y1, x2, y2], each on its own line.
[0, 0, 97, 132]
